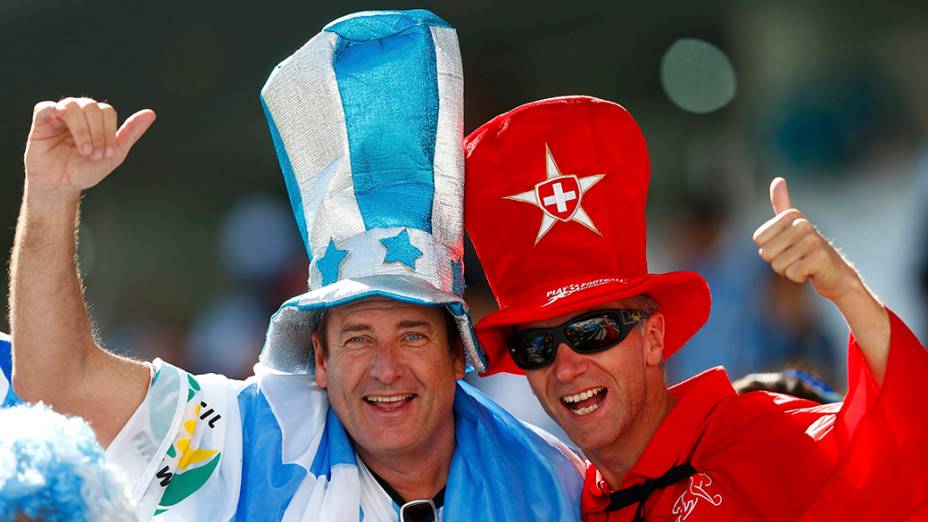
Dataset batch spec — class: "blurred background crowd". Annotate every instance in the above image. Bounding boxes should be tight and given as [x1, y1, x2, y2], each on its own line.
[1, 0, 926, 438]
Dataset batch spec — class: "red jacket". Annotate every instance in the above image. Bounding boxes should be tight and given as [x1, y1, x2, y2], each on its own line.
[582, 310, 928, 521]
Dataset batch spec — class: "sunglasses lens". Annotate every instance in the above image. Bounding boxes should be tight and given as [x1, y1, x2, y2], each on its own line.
[565, 313, 625, 352]
[511, 331, 556, 369]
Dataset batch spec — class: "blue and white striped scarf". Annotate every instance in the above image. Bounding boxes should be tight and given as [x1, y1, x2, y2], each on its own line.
[111, 360, 583, 521]
[233, 380, 583, 520]
[0, 333, 20, 407]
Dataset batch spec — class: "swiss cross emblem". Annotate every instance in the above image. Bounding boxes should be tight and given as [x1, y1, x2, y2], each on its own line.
[504, 144, 605, 244]
[536, 175, 581, 221]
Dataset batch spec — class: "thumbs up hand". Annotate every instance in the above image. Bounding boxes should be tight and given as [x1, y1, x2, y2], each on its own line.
[753, 177, 891, 384]
[24, 98, 156, 201]
[752, 177, 858, 303]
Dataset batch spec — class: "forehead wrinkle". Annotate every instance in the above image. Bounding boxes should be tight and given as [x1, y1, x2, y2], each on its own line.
[336, 319, 436, 335]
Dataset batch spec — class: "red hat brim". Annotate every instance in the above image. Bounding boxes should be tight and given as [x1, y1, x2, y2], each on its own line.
[475, 271, 711, 375]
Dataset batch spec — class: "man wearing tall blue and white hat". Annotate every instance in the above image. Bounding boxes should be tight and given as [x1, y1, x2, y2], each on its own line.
[8, 9, 583, 521]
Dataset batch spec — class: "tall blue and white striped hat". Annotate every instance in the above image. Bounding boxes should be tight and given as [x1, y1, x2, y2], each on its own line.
[259, 10, 486, 374]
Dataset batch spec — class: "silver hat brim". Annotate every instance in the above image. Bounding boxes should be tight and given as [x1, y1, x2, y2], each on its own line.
[260, 274, 486, 375]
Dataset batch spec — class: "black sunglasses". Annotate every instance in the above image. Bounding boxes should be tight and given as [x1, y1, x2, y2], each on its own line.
[507, 309, 650, 370]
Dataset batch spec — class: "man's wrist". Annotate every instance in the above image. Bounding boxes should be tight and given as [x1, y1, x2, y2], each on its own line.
[23, 182, 81, 215]
[827, 270, 873, 307]
[828, 273, 888, 333]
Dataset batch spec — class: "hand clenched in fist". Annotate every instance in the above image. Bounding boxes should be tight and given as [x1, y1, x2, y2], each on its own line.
[24, 97, 156, 199]
[752, 177, 861, 303]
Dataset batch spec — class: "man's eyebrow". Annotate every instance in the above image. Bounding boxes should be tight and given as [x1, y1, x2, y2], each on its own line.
[336, 320, 434, 334]
[397, 320, 434, 330]
[338, 323, 372, 334]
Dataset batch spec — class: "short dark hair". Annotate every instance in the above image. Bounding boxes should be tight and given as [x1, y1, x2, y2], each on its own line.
[315, 307, 461, 360]
[617, 294, 659, 313]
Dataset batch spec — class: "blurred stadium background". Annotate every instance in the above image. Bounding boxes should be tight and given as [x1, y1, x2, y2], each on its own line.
[2, 0, 926, 438]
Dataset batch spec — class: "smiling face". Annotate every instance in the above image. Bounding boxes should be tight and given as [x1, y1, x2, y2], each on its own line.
[313, 298, 465, 460]
[520, 300, 667, 454]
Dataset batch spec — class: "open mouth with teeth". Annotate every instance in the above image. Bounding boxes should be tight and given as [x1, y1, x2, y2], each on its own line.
[364, 393, 416, 412]
[561, 387, 607, 416]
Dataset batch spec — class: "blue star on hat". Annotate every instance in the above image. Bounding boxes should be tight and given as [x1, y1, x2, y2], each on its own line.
[317, 239, 349, 285]
[380, 229, 423, 270]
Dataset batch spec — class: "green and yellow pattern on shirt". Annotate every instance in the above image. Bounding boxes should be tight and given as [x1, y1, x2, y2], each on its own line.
[152, 372, 222, 516]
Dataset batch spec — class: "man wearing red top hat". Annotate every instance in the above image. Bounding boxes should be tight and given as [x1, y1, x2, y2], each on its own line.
[465, 96, 928, 520]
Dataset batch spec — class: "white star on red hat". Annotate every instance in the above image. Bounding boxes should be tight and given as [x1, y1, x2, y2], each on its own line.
[504, 145, 605, 244]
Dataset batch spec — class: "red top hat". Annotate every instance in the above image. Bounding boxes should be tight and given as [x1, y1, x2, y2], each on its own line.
[465, 96, 712, 375]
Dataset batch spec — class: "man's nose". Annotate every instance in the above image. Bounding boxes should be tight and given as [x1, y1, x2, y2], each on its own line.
[552, 343, 588, 383]
[368, 341, 404, 384]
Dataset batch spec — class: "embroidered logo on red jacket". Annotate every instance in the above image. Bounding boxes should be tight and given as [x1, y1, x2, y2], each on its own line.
[672, 473, 723, 521]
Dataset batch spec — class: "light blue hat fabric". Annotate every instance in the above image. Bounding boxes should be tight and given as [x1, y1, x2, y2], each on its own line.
[259, 10, 485, 373]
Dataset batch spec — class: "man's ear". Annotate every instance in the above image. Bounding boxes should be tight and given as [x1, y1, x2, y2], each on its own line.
[452, 340, 466, 380]
[312, 333, 328, 389]
[643, 312, 666, 367]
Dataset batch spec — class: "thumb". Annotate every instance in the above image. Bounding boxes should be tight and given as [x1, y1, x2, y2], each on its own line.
[769, 177, 793, 215]
[114, 109, 156, 158]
